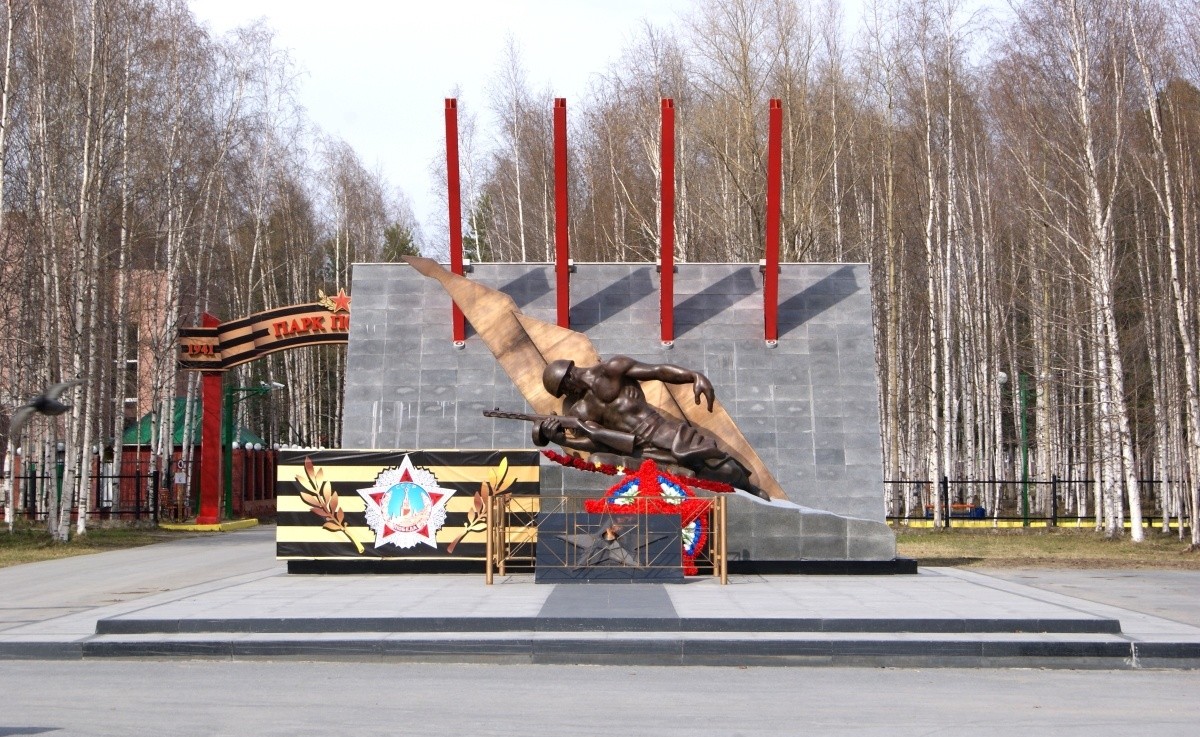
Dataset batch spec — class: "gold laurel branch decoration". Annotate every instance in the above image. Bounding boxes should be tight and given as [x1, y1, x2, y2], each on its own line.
[294, 456, 364, 554]
[447, 456, 515, 554]
[316, 289, 336, 312]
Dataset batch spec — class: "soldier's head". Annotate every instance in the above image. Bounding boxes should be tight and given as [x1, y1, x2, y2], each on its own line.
[543, 359, 576, 398]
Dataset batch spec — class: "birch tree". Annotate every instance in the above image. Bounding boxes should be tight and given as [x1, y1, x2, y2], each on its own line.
[994, 0, 1143, 537]
[1127, 0, 1200, 546]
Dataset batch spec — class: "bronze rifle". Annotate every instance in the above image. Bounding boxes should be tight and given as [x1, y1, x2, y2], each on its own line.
[483, 408, 635, 455]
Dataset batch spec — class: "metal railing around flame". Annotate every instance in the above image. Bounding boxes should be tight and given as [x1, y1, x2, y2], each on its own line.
[483, 494, 729, 585]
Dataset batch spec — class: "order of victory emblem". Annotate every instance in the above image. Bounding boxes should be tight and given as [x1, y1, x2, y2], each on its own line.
[356, 456, 456, 549]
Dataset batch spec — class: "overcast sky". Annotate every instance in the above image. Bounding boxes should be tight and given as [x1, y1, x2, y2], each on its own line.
[188, 0, 695, 244]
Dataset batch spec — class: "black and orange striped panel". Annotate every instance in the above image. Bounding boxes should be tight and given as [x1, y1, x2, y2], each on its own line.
[275, 449, 540, 561]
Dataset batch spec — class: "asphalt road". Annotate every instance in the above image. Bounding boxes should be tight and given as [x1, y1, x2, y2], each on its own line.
[2, 661, 1198, 736]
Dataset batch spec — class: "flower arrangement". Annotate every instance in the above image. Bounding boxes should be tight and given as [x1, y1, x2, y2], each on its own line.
[540, 448, 735, 494]
[582, 459, 713, 575]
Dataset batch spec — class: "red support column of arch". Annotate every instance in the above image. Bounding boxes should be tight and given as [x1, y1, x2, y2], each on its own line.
[197, 312, 224, 525]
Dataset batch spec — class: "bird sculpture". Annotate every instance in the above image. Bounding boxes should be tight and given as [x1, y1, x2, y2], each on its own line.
[7, 379, 85, 440]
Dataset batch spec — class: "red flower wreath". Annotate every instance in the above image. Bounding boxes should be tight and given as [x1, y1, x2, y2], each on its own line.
[540, 449, 735, 494]
[580, 459, 715, 575]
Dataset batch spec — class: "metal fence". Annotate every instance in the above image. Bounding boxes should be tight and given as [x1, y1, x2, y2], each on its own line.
[5, 463, 1179, 529]
[4, 461, 166, 524]
[886, 476, 1176, 527]
[3, 447, 278, 525]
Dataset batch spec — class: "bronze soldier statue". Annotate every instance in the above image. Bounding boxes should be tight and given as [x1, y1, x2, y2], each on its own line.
[527, 356, 768, 499]
[409, 256, 786, 502]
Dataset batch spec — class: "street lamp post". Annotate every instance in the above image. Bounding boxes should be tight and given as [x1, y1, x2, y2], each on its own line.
[998, 370, 1031, 527]
[222, 381, 284, 518]
[1019, 374, 1032, 526]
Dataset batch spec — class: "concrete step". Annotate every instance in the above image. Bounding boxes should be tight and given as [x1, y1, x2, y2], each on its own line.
[73, 629, 1200, 668]
[94, 615, 1123, 635]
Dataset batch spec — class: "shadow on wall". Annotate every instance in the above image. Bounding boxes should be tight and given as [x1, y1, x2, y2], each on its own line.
[461, 263, 860, 341]
[464, 268, 552, 339]
[778, 265, 860, 338]
[498, 268, 552, 310]
[674, 267, 759, 339]
[570, 267, 656, 331]
[672, 264, 860, 339]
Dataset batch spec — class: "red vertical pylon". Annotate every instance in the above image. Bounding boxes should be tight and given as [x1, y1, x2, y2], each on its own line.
[554, 98, 571, 329]
[660, 98, 675, 346]
[445, 99, 466, 345]
[764, 98, 782, 345]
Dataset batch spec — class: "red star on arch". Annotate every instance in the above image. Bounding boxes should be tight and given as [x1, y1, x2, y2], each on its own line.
[330, 288, 351, 313]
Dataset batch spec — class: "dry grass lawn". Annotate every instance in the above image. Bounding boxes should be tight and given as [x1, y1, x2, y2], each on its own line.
[0, 525, 204, 569]
[895, 525, 1200, 568]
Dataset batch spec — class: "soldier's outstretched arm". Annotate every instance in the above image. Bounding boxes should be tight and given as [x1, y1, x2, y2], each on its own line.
[616, 356, 715, 411]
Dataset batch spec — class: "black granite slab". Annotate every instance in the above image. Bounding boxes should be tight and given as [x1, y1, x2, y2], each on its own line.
[71, 636, 1156, 670]
[537, 583, 677, 619]
[534, 513, 684, 583]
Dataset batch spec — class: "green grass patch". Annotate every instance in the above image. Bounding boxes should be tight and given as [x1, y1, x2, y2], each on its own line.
[0, 524, 203, 569]
[894, 525, 1200, 568]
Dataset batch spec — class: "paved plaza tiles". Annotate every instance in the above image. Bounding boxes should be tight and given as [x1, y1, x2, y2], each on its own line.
[1, 526, 1198, 668]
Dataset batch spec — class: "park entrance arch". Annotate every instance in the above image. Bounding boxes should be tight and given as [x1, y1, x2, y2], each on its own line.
[177, 289, 351, 524]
